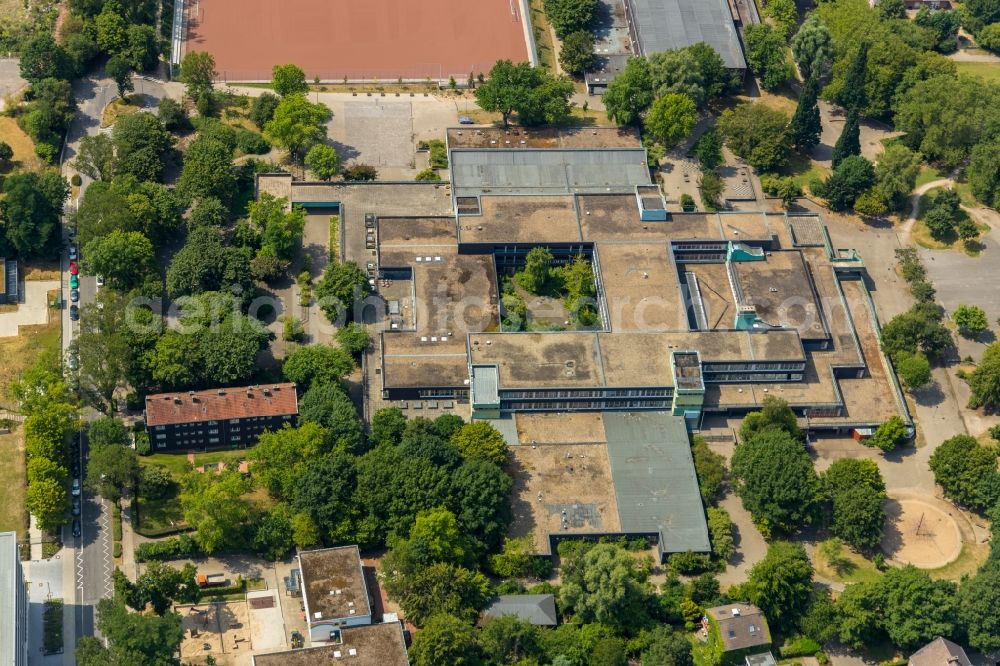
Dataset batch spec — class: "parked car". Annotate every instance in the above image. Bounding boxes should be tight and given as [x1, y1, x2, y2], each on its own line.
[96, 275, 105, 288]
[71, 499, 81, 517]
[69, 274, 79, 289]
[68, 261, 79, 276]
[68, 246, 78, 261]
[69, 304, 79, 321]
[71, 460, 80, 478]
[458, 116, 474, 124]
[71, 478, 81, 497]
[67, 355, 78, 371]
[70, 289, 79, 302]
[72, 519, 81, 538]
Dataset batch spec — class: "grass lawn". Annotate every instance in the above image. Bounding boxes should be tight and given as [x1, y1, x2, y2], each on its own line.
[528, 0, 557, 74]
[813, 540, 884, 584]
[135, 495, 186, 532]
[0, 317, 60, 412]
[915, 165, 944, 188]
[927, 542, 990, 582]
[0, 116, 42, 173]
[140, 449, 248, 477]
[955, 60, 1000, 84]
[912, 188, 989, 256]
[100, 94, 143, 128]
[770, 152, 831, 194]
[0, 432, 27, 537]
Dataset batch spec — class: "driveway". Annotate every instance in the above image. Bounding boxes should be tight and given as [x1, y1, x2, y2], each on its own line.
[0, 281, 58, 337]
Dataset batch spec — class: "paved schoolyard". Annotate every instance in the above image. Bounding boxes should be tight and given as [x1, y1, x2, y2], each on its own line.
[0, 280, 58, 338]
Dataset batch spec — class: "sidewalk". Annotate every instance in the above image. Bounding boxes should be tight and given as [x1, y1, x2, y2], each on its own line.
[28, 514, 43, 560]
[119, 498, 139, 581]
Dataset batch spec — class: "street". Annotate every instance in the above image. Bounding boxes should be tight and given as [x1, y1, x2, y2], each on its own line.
[29, 68, 172, 663]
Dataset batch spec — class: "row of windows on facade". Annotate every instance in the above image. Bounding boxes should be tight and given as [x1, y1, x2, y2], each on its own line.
[153, 416, 287, 431]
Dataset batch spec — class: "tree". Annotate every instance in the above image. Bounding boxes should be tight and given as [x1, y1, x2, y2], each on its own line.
[831, 484, 885, 552]
[739, 395, 801, 441]
[26, 478, 69, 530]
[95, 3, 127, 52]
[717, 103, 791, 171]
[894, 74, 999, 167]
[304, 144, 340, 180]
[878, 0, 906, 19]
[117, 561, 199, 614]
[249, 423, 328, 499]
[81, 230, 155, 291]
[20, 78, 76, 160]
[77, 598, 183, 666]
[747, 541, 814, 627]
[870, 415, 908, 452]
[838, 42, 869, 115]
[515, 246, 553, 294]
[559, 543, 654, 632]
[264, 94, 330, 161]
[180, 51, 216, 102]
[247, 193, 306, 261]
[789, 76, 822, 151]
[409, 613, 484, 666]
[879, 566, 959, 650]
[641, 626, 694, 666]
[272, 63, 308, 96]
[112, 111, 174, 182]
[816, 155, 874, 212]
[894, 351, 931, 391]
[19, 33, 71, 82]
[27, 457, 69, 487]
[164, 228, 252, 297]
[479, 615, 546, 665]
[881, 303, 953, 362]
[180, 470, 253, 553]
[958, 566, 1000, 653]
[370, 407, 407, 447]
[450, 422, 507, 466]
[559, 31, 596, 76]
[744, 24, 793, 91]
[188, 197, 228, 229]
[691, 435, 726, 503]
[299, 382, 363, 452]
[282, 343, 354, 390]
[74, 134, 116, 181]
[706, 507, 735, 561]
[87, 442, 139, 502]
[542, 0, 599, 37]
[922, 188, 966, 241]
[646, 50, 708, 108]
[177, 137, 236, 206]
[875, 143, 921, 212]
[75, 176, 182, 248]
[126, 23, 160, 72]
[792, 14, 833, 82]
[336, 322, 371, 356]
[731, 427, 821, 534]
[831, 112, 861, 168]
[249, 92, 281, 129]
[139, 465, 175, 500]
[0, 141, 11, 164]
[953, 304, 989, 335]
[315, 261, 371, 323]
[106, 53, 134, 99]
[0, 170, 69, 259]
[764, 0, 797, 38]
[693, 129, 723, 170]
[760, 175, 803, 209]
[475, 60, 573, 128]
[800, 588, 840, 644]
[914, 7, 961, 53]
[964, 0, 1000, 34]
[448, 459, 513, 553]
[388, 561, 491, 626]
[602, 57, 654, 126]
[968, 342, 1000, 410]
[928, 434, 1000, 512]
[645, 94, 698, 148]
[977, 21, 1000, 51]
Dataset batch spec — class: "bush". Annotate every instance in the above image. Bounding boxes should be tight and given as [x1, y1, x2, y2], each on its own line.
[134, 431, 151, 456]
[235, 129, 270, 155]
[415, 167, 441, 182]
[112, 505, 123, 541]
[990, 424, 1000, 441]
[43, 599, 63, 654]
[70, 174, 82, 187]
[780, 635, 822, 658]
[679, 193, 696, 210]
[135, 534, 202, 562]
[343, 163, 377, 181]
[667, 551, 716, 575]
[113, 542, 122, 558]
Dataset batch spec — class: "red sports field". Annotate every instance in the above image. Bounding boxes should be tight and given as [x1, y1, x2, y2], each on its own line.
[183, 0, 534, 82]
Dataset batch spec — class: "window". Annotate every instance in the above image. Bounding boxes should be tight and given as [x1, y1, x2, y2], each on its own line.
[155, 433, 166, 440]
[155, 425, 165, 431]
[208, 437, 220, 444]
[229, 419, 240, 424]
[208, 428, 219, 435]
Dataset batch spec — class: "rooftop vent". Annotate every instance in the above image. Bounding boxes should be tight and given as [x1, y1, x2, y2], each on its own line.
[731, 608, 741, 616]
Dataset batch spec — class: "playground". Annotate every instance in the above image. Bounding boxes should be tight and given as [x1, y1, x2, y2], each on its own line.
[182, 0, 535, 82]
[881, 495, 963, 570]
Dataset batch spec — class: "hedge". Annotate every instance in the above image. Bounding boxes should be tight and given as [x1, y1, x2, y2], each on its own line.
[135, 534, 202, 562]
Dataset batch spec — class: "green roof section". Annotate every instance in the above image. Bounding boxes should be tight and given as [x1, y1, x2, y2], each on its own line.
[603, 412, 710, 554]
